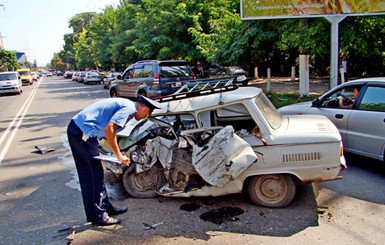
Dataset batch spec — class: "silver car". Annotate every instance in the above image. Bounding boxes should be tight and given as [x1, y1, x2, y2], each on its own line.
[0, 71, 23, 95]
[84, 71, 101, 85]
[278, 78, 385, 162]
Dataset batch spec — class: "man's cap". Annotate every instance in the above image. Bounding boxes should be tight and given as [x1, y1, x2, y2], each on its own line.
[137, 95, 163, 111]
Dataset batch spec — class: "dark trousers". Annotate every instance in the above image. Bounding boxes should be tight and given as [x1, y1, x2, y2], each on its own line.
[67, 120, 114, 222]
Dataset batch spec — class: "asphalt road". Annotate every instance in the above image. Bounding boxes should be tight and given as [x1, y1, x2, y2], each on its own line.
[0, 77, 383, 245]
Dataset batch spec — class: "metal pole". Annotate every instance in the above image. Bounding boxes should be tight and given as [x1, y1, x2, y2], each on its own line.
[325, 15, 346, 89]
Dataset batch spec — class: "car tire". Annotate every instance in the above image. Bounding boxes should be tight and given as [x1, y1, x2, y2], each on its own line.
[122, 166, 160, 198]
[247, 174, 296, 208]
[110, 89, 118, 97]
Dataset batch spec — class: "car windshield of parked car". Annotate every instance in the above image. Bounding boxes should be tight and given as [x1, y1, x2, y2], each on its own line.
[358, 86, 385, 111]
[0, 73, 17, 80]
[160, 65, 192, 77]
[229, 67, 246, 74]
[254, 93, 283, 130]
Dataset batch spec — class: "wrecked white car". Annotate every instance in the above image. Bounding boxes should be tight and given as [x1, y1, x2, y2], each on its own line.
[99, 85, 346, 208]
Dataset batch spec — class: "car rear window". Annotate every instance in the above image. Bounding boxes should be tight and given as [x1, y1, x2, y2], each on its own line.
[160, 63, 192, 77]
[254, 93, 283, 130]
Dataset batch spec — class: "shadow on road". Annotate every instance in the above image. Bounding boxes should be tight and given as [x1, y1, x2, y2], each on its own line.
[54, 178, 320, 244]
[321, 153, 385, 205]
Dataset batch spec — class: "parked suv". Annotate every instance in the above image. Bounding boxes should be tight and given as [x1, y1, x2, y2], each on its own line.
[109, 60, 195, 99]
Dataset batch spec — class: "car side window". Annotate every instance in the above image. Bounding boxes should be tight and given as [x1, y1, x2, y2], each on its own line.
[358, 86, 385, 112]
[321, 86, 356, 108]
[133, 66, 142, 78]
[142, 65, 153, 77]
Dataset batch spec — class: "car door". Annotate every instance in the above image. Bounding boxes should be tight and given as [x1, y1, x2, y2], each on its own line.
[141, 64, 155, 96]
[307, 86, 359, 144]
[121, 65, 142, 98]
[346, 86, 385, 160]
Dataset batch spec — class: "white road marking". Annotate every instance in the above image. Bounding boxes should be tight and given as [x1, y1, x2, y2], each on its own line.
[0, 81, 41, 165]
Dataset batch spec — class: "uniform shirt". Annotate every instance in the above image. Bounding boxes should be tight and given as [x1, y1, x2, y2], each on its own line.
[72, 98, 136, 139]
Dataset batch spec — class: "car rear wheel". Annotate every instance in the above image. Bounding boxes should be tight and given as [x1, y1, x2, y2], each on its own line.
[110, 89, 118, 97]
[122, 167, 160, 198]
[247, 174, 296, 208]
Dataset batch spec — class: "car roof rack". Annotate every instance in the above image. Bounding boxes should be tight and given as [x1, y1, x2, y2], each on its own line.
[156, 78, 238, 103]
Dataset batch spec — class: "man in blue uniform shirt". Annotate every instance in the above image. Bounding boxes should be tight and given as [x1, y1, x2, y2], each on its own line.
[67, 95, 162, 226]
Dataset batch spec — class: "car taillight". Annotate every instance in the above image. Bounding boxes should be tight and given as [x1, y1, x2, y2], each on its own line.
[154, 73, 160, 84]
[192, 71, 196, 78]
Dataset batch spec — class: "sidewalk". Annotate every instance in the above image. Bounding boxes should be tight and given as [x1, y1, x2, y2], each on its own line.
[249, 77, 330, 95]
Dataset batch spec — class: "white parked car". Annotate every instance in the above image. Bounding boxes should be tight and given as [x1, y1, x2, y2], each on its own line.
[31, 72, 38, 81]
[278, 78, 385, 162]
[84, 71, 101, 85]
[0, 71, 23, 95]
[99, 85, 346, 208]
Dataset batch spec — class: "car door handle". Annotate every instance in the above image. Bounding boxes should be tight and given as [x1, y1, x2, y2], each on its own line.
[335, 114, 344, 119]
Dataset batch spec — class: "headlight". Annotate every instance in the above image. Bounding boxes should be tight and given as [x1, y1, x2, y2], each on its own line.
[130, 151, 139, 163]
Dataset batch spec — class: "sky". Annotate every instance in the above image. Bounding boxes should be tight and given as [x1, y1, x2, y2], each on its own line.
[0, 0, 120, 66]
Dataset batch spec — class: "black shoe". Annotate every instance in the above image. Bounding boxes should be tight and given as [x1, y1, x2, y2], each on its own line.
[108, 207, 128, 216]
[92, 217, 121, 226]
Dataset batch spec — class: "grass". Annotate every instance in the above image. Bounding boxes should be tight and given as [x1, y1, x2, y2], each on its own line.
[266, 92, 319, 109]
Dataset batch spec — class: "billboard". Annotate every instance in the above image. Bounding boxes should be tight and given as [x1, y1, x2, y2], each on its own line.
[241, 0, 385, 19]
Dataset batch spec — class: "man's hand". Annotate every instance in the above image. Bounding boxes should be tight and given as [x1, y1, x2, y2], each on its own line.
[117, 154, 130, 166]
[105, 122, 130, 166]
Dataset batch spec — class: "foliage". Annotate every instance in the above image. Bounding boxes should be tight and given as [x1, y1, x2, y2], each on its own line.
[74, 29, 97, 70]
[51, 52, 68, 71]
[53, 1, 384, 79]
[267, 92, 319, 109]
[0, 49, 20, 71]
[340, 15, 385, 77]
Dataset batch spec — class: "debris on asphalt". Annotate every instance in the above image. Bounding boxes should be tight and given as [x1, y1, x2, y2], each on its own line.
[34, 145, 55, 154]
[143, 221, 164, 230]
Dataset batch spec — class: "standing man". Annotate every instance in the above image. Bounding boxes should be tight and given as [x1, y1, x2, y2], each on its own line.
[67, 95, 162, 226]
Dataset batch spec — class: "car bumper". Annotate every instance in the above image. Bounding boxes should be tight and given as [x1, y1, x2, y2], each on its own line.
[0, 86, 21, 94]
[21, 79, 32, 84]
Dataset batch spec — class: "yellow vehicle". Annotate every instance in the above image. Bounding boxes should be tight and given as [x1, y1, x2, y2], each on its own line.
[17, 68, 33, 85]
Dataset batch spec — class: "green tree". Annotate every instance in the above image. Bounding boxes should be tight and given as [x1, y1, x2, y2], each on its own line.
[0, 49, 20, 71]
[109, 2, 141, 68]
[340, 15, 385, 77]
[89, 7, 118, 70]
[74, 29, 97, 70]
[51, 52, 68, 71]
[69, 12, 97, 34]
[60, 33, 77, 70]
[54, 1, 384, 78]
